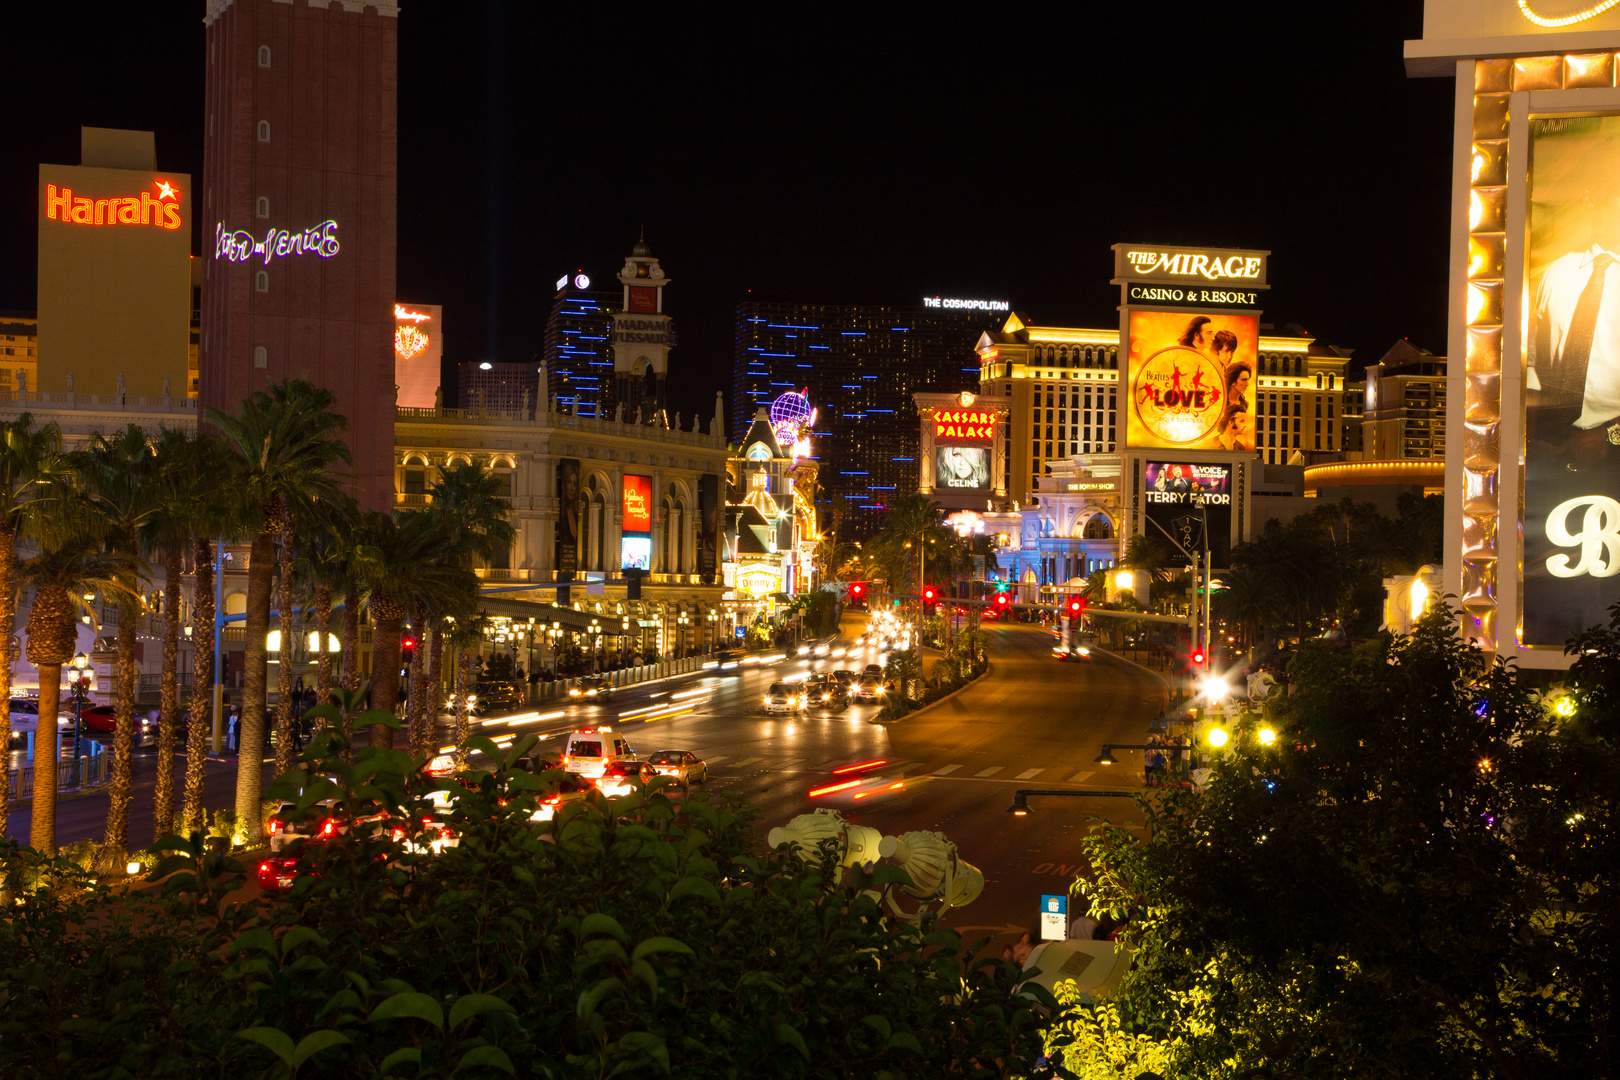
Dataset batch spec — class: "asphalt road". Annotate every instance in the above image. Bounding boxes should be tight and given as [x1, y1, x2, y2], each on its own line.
[8, 618, 1170, 954]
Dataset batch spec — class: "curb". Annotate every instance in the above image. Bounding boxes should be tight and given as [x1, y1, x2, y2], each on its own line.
[870, 661, 992, 725]
[1098, 649, 1173, 713]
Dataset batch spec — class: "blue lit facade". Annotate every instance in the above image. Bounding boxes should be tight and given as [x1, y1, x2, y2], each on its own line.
[542, 287, 619, 417]
[732, 300, 1003, 536]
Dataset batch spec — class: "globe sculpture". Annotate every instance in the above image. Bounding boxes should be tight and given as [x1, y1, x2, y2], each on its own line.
[769, 390, 813, 445]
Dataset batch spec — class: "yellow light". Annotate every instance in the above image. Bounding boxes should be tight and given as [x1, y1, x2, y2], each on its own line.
[1471, 150, 1486, 183]
[1466, 283, 1487, 324]
[1206, 727, 1229, 748]
[266, 629, 281, 652]
[1257, 727, 1277, 746]
[1469, 190, 1483, 231]
[1553, 696, 1576, 718]
[1115, 571, 1134, 590]
[1517, 0, 1620, 27]
[126, 860, 142, 875]
[1410, 578, 1430, 616]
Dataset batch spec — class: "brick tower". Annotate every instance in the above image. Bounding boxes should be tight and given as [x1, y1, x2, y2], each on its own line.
[201, 0, 398, 510]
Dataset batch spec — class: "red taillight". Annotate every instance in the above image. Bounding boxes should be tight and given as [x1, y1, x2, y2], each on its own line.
[268, 819, 282, 833]
[320, 819, 336, 837]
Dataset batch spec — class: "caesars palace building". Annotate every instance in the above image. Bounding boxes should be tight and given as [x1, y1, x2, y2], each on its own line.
[916, 246, 1353, 602]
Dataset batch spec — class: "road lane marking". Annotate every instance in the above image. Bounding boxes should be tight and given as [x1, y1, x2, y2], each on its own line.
[1067, 771, 1095, 783]
[701, 755, 728, 763]
[1015, 768, 1043, 780]
[974, 766, 1004, 778]
[727, 757, 762, 767]
[932, 764, 963, 776]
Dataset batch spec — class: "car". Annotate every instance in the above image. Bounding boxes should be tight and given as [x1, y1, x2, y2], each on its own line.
[852, 676, 883, 702]
[862, 664, 883, 679]
[763, 682, 807, 715]
[646, 749, 707, 789]
[803, 675, 848, 709]
[831, 669, 858, 687]
[7, 698, 73, 745]
[569, 676, 613, 703]
[713, 648, 746, 672]
[76, 704, 159, 747]
[471, 681, 526, 716]
[530, 772, 595, 822]
[595, 759, 658, 797]
[561, 726, 633, 778]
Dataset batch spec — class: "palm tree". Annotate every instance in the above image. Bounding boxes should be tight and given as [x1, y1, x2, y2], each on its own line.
[353, 510, 478, 752]
[208, 380, 351, 845]
[19, 503, 140, 856]
[74, 424, 162, 860]
[869, 493, 953, 597]
[0, 412, 67, 840]
[297, 495, 361, 715]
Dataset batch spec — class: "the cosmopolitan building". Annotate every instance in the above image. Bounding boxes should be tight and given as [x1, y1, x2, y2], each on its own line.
[541, 278, 618, 417]
[732, 296, 1006, 536]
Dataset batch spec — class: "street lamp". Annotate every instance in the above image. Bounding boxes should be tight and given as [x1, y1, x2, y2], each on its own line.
[707, 608, 718, 654]
[67, 652, 94, 780]
[1005, 788, 1140, 815]
[678, 611, 690, 658]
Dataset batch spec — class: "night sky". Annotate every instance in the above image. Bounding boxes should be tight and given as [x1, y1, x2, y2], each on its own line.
[1, 1, 1453, 423]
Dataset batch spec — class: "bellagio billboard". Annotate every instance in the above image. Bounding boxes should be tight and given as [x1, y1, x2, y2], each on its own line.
[1408, 0, 1620, 666]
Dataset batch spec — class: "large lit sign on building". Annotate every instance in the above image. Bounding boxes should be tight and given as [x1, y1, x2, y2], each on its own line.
[393, 302, 442, 409]
[1125, 310, 1258, 451]
[622, 474, 653, 533]
[923, 296, 1011, 311]
[936, 446, 991, 489]
[1114, 245, 1267, 285]
[932, 409, 996, 443]
[769, 390, 816, 458]
[214, 220, 340, 264]
[736, 564, 782, 599]
[1516, 0, 1620, 27]
[44, 180, 182, 230]
[394, 305, 433, 359]
[1143, 462, 1233, 566]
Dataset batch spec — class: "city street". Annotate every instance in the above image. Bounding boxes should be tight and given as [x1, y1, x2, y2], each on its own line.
[8, 618, 1169, 954]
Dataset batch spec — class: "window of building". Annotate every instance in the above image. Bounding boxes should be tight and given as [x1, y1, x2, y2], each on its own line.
[258, 45, 271, 67]
[256, 196, 269, 219]
[254, 345, 268, 369]
[403, 468, 425, 495]
[257, 120, 270, 142]
[255, 270, 269, 292]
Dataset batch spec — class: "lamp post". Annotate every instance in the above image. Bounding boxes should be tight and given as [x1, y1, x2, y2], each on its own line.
[707, 608, 718, 654]
[1005, 789, 1140, 815]
[67, 652, 94, 780]
[589, 618, 601, 672]
[678, 611, 690, 658]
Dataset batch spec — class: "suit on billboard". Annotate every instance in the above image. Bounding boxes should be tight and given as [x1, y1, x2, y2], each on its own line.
[1529, 244, 1620, 431]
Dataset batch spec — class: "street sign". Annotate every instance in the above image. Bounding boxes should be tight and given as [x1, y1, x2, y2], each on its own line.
[1039, 894, 1068, 941]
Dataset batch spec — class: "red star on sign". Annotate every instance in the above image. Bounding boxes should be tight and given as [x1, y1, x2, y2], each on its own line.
[155, 180, 178, 200]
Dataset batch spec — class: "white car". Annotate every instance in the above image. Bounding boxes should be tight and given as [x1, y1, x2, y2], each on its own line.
[561, 727, 633, 778]
[763, 682, 807, 715]
[646, 749, 707, 789]
[595, 760, 658, 797]
[530, 773, 594, 822]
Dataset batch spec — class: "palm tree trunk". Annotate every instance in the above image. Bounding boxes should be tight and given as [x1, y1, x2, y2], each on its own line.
[274, 517, 295, 777]
[370, 597, 403, 749]
[0, 520, 14, 840]
[183, 538, 214, 836]
[409, 599, 428, 753]
[454, 644, 473, 769]
[314, 583, 332, 711]
[153, 542, 182, 842]
[102, 602, 140, 859]
[234, 530, 276, 846]
[29, 662, 64, 855]
[427, 622, 444, 753]
[341, 580, 360, 692]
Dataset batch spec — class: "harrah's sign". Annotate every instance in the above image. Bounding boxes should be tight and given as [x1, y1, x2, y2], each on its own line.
[45, 180, 182, 230]
[934, 409, 997, 443]
[1112, 243, 1268, 287]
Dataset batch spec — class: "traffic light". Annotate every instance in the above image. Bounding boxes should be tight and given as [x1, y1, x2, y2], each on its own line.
[922, 586, 936, 610]
[1191, 647, 1206, 667]
[1067, 596, 1084, 618]
[849, 581, 866, 607]
[995, 592, 1010, 610]
[401, 636, 417, 662]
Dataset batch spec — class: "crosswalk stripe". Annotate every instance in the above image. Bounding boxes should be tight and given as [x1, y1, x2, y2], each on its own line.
[728, 757, 762, 767]
[1015, 768, 1043, 780]
[932, 764, 963, 776]
[772, 759, 804, 770]
[974, 766, 1004, 778]
[1067, 770, 1094, 784]
[701, 755, 728, 763]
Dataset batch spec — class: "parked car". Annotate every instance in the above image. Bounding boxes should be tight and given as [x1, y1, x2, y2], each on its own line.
[568, 676, 613, 703]
[763, 682, 807, 715]
[646, 749, 707, 789]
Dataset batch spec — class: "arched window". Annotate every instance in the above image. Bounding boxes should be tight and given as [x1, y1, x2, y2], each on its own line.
[255, 270, 269, 293]
[256, 196, 269, 219]
[1083, 514, 1113, 540]
[662, 484, 686, 574]
[258, 45, 271, 67]
[254, 345, 268, 369]
[257, 120, 270, 142]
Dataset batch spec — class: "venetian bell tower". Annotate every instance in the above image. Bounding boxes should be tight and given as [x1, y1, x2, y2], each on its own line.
[611, 234, 670, 423]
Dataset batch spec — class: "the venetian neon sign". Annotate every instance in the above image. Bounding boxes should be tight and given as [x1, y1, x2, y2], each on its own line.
[214, 220, 340, 264]
[45, 180, 182, 230]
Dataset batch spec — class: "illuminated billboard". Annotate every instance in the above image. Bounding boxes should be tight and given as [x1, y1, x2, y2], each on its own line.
[933, 408, 997, 444]
[936, 446, 991, 490]
[622, 474, 652, 533]
[1143, 462, 1232, 567]
[1126, 310, 1258, 452]
[620, 536, 652, 571]
[1523, 114, 1620, 646]
[394, 303, 442, 409]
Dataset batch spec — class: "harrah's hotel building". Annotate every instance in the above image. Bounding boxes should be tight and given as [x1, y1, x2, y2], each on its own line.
[200, 0, 400, 511]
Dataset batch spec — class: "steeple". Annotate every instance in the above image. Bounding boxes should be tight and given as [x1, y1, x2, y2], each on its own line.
[611, 234, 672, 424]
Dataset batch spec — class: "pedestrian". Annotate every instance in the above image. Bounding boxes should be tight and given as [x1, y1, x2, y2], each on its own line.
[226, 704, 240, 753]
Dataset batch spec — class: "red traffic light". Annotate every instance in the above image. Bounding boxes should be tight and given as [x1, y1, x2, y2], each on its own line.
[1192, 649, 1205, 665]
[850, 582, 864, 596]
[995, 593, 1009, 607]
[923, 587, 936, 601]
[401, 636, 417, 657]
[1067, 597, 1084, 616]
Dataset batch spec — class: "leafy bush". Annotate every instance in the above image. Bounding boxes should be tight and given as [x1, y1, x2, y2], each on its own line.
[0, 718, 1053, 1077]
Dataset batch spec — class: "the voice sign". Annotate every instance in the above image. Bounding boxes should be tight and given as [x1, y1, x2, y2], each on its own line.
[1546, 495, 1620, 579]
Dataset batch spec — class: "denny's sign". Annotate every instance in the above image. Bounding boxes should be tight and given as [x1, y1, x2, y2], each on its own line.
[44, 179, 183, 230]
[934, 409, 997, 444]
